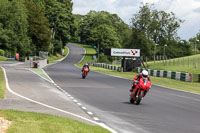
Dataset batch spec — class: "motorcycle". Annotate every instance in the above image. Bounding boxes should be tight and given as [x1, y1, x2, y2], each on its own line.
[130, 77, 151, 105]
[82, 67, 89, 79]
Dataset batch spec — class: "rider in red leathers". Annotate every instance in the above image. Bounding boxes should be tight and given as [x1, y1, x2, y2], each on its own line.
[130, 70, 151, 97]
[82, 63, 90, 72]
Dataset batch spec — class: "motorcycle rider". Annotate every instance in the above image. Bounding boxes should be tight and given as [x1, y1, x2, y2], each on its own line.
[130, 70, 151, 96]
[82, 62, 90, 72]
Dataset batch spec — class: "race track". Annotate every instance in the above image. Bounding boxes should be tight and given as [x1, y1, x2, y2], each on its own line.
[45, 44, 200, 133]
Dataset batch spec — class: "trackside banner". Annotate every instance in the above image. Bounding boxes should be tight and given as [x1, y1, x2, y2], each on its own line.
[111, 48, 140, 57]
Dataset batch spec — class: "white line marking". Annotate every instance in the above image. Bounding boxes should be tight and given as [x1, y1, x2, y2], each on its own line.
[93, 117, 99, 121]
[73, 100, 78, 103]
[87, 112, 93, 115]
[77, 103, 82, 106]
[29, 69, 53, 83]
[77, 45, 86, 64]
[1, 67, 117, 133]
[82, 107, 87, 110]
[41, 69, 54, 83]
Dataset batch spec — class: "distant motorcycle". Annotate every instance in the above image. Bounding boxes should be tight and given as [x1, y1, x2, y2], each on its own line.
[130, 77, 151, 105]
[82, 67, 89, 79]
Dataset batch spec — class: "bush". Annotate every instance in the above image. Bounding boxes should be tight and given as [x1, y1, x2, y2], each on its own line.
[0, 49, 5, 56]
[53, 40, 62, 55]
[99, 53, 111, 64]
[0, 56, 7, 61]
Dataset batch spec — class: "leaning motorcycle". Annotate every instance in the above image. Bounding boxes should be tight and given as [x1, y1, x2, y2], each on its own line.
[82, 67, 89, 79]
[130, 77, 151, 105]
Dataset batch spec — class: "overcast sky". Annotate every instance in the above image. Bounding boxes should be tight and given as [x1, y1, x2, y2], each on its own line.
[72, 0, 200, 40]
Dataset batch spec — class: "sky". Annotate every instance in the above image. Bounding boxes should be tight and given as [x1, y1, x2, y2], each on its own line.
[72, 0, 200, 40]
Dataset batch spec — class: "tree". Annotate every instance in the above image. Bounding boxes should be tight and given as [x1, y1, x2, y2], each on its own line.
[0, 0, 31, 56]
[44, 0, 74, 54]
[129, 3, 184, 57]
[25, 1, 51, 54]
[79, 11, 130, 48]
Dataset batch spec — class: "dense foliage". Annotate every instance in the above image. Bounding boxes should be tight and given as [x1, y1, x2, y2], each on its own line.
[0, 1, 197, 60]
[127, 3, 192, 58]
[0, 0, 74, 57]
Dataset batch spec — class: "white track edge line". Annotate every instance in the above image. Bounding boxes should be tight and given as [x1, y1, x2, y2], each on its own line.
[85, 67, 200, 96]
[2, 67, 117, 133]
[29, 69, 53, 83]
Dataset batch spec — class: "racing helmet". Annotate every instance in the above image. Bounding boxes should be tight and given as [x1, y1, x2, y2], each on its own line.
[85, 63, 88, 66]
[142, 70, 148, 78]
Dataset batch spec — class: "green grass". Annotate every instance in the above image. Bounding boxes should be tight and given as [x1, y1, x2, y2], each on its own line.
[0, 56, 7, 61]
[145, 54, 200, 74]
[48, 46, 69, 64]
[0, 67, 6, 99]
[0, 110, 110, 133]
[29, 68, 52, 82]
[73, 42, 200, 94]
[90, 66, 200, 93]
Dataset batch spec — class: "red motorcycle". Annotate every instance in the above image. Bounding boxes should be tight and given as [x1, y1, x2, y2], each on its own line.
[130, 77, 151, 105]
[82, 67, 89, 79]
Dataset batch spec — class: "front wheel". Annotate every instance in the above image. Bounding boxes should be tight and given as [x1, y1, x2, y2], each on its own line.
[129, 95, 134, 103]
[82, 72, 86, 79]
[136, 91, 143, 105]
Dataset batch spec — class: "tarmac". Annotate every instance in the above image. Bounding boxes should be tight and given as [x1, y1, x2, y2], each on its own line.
[0, 61, 95, 125]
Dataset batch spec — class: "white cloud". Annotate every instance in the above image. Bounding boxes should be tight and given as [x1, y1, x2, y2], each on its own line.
[72, 0, 200, 40]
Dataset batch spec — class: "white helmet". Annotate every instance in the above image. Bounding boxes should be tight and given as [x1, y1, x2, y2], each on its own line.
[142, 70, 148, 78]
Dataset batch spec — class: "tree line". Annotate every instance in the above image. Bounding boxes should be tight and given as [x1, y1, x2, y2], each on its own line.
[73, 3, 198, 63]
[0, 0, 73, 57]
[0, 1, 199, 61]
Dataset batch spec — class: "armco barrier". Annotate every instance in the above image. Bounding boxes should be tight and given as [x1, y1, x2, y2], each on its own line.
[137, 67, 193, 82]
[93, 63, 121, 72]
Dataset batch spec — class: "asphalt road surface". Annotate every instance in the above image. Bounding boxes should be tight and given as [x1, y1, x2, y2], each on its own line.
[45, 44, 200, 133]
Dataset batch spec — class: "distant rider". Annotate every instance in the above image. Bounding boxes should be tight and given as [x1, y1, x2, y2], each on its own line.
[130, 70, 151, 96]
[82, 63, 90, 72]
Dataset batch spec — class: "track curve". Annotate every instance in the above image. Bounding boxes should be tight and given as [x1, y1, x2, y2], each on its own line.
[45, 44, 200, 133]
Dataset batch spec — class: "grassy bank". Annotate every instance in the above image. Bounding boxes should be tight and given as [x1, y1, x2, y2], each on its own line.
[29, 68, 52, 82]
[145, 54, 200, 74]
[0, 67, 6, 99]
[0, 56, 7, 61]
[48, 46, 69, 64]
[74, 43, 200, 94]
[0, 110, 110, 133]
[0, 50, 110, 133]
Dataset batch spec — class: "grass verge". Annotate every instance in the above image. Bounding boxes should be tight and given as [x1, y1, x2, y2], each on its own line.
[145, 54, 200, 74]
[0, 110, 110, 133]
[48, 46, 69, 64]
[74, 43, 200, 94]
[0, 56, 7, 61]
[0, 67, 6, 99]
[29, 68, 52, 82]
